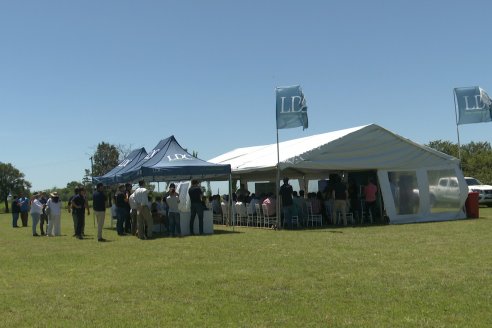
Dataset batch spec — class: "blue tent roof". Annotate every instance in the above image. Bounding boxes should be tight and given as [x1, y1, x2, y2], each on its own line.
[92, 147, 147, 185]
[119, 136, 231, 183]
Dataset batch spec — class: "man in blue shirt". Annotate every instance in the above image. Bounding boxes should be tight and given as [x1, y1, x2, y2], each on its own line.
[92, 183, 107, 242]
[11, 195, 21, 227]
[71, 187, 90, 239]
[19, 193, 30, 227]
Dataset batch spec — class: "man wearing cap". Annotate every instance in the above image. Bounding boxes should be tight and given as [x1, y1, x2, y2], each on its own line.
[93, 183, 107, 242]
[133, 180, 152, 240]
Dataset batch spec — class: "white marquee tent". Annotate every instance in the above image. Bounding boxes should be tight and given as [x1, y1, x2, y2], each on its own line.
[209, 124, 469, 224]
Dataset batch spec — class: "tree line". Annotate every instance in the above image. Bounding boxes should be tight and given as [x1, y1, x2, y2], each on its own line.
[2, 140, 491, 213]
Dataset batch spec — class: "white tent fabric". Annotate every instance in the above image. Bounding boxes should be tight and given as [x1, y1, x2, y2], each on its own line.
[209, 124, 468, 224]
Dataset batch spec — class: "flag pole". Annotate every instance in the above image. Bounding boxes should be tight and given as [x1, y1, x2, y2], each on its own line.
[276, 127, 281, 230]
[453, 88, 462, 164]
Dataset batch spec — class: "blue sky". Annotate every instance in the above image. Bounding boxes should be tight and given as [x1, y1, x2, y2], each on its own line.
[1, 0, 491, 191]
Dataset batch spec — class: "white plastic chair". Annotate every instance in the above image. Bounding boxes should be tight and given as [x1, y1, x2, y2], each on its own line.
[262, 203, 277, 228]
[235, 203, 248, 226]
[255, 203, 263, 227]
[306, 203, 322, 227]
[221, 203, 230, 226]
[245, 203, 256, 227]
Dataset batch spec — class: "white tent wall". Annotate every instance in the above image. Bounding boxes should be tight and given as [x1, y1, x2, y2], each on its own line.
[209, 124, 469, 224]
[378, 165, 468, 224]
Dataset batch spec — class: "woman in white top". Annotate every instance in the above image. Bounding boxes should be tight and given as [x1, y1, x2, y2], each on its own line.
[46, 191, 63, 236]
[30, 193, 44, 236]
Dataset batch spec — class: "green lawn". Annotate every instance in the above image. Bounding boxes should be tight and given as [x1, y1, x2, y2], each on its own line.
[1, 210, 491, 327]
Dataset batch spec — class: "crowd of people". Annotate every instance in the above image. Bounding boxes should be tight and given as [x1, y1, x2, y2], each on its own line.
[9, 179, 205, 241]
[212, 175, 381, 228]
[9, 175, 381, 239]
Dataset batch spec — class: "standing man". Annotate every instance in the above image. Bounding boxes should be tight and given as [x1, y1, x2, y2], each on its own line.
[188, 179, 204, 235]
[68, 188, 79, 236]
[93, 183, 107, 242]
[128, 191, 138, 236]
[124, 183, 133, 233]
[115, 184, 128, 236]
[19, 193, 30, 227]
[39, 192, 48, 236]
[11, 195, 21, 228]
[279, 177, 294, 229]
[71, 187, 90, 239]
[166, 183, 181, 237]
[30, 192, 43, 236]
[332, 175, 349, 226]
[133, 180, 152, 240]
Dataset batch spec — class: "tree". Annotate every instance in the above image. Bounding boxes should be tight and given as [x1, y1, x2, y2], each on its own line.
[426, 140, 459, 158]
[426, 140, 492, 184]
[82, 169, 93, 192]
[92, 142, 120, 177]
[0, 162, 32, 213]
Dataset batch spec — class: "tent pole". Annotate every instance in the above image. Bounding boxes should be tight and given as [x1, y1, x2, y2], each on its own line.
[229, 173, 234, 231]
[276, 128, 281, 230]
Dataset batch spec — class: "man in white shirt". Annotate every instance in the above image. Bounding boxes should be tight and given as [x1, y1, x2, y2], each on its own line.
[128, 191, 138, 236]
[133, 180, 152, 239]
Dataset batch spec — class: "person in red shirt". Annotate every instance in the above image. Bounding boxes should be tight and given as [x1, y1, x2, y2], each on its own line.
[363, 178, 378, 222]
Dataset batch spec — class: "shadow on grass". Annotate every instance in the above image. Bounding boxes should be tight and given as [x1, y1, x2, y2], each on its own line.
[212, 228, 244, 235]
[300, 228, 344, 233]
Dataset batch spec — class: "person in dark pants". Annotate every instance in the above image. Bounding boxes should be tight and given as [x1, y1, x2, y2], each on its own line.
[19, 193, 30, 227]
[124, 183, 132, 233]
[68, 188, 79, 236]
[279, 177, 294, 229]
[115, 184, 128, 236]
[188, 179, 204, 235]
[39, 192, 48, 235]
[12, 195, 21, 227]
[92, 183, 107, 242]
[332, 175, 349, 226]
[71, 187, 90, 239]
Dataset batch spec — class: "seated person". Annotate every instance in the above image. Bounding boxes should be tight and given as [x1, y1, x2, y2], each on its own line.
[262, 193, 276, 216]
[151, 197, 161, 224]
[248, 193, 259, 216]
[308, 192, 321, 214]
[293, 191, 307, 226]
[211, 195, 222, 215]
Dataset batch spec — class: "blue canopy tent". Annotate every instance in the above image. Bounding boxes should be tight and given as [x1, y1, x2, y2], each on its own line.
[119, 136, 231, 183]
[92, 147, 148, 185]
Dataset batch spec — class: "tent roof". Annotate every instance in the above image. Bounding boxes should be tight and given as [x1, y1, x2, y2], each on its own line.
[208, 124, 459, 180]
[120, 136, 231, 182]
[92, 147, 148, 185]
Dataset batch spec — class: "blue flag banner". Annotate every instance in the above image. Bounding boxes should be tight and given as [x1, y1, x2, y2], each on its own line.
[276, 85, 308, 130]
[455, 86, 492, 125]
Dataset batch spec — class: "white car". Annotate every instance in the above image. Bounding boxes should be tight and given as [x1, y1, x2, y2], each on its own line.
[465, 177, 492, 206]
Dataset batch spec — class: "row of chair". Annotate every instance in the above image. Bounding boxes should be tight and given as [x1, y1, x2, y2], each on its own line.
[214, 202, 324, 228]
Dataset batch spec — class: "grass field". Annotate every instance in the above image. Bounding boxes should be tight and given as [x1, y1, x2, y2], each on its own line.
[1, 209, 491, 327]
